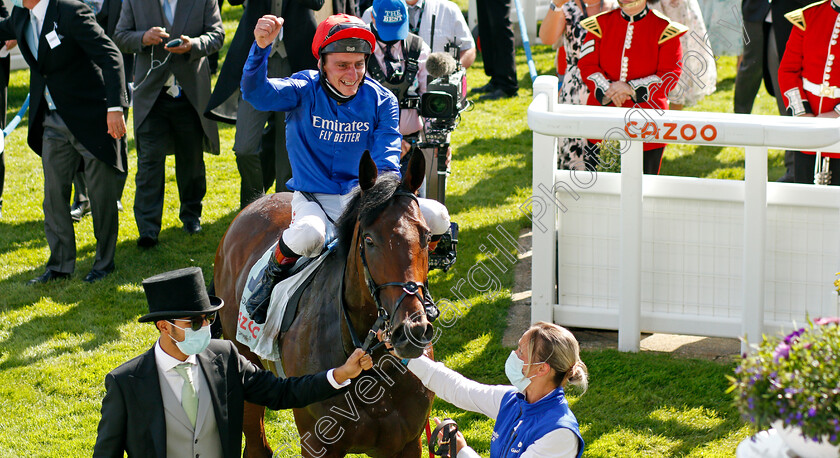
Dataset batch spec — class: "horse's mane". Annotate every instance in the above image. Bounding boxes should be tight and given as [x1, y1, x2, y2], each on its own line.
[335, 173, 402, 258]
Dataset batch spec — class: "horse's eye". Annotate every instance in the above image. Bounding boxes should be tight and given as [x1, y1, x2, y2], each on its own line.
[364, 235, 375, 246]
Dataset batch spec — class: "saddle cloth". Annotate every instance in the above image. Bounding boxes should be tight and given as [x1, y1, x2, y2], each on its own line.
[236, 242, 329, 360]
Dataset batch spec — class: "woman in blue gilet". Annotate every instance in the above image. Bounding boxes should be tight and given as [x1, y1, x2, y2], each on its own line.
[405, 322, 588, 458]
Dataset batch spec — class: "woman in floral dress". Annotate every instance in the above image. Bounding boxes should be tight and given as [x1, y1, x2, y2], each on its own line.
[648, 0, 717, 109]
[540, 0, 615, 169]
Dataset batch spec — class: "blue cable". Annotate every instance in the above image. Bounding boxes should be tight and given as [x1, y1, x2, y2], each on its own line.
[512, 0, 538, 82]
[2, 93, 30, 138]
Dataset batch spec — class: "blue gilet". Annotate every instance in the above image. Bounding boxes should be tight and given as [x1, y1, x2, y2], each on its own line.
[489, 386, 584, 458]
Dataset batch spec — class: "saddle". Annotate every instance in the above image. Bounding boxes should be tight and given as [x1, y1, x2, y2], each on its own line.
[237, 242, 333, 361]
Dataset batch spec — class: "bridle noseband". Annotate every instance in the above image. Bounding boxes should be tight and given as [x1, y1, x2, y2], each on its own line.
[342, 189, 439, 353]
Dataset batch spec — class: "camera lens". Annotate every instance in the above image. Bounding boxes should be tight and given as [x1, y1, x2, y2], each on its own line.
[429, 97, 449, 116]
[421, 92, 454, 118]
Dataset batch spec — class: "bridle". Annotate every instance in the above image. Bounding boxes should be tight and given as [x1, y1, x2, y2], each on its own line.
[340, 189, 439, 353]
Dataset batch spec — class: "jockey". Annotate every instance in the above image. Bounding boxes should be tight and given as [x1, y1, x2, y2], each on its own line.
[241, 14, 451, 320]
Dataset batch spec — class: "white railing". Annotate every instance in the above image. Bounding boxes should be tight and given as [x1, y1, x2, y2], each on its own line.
[527, 75, 840, 352]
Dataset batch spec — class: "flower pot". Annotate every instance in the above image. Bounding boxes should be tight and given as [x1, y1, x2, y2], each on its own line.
[773, 421, 840, 458]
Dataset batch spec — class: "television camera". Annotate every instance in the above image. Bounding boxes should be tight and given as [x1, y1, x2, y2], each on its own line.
[417, 44, 469, 273]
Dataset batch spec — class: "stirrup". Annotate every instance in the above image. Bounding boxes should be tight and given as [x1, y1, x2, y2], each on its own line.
[246, 256, 296, 324]
[429, 222, 458, 272]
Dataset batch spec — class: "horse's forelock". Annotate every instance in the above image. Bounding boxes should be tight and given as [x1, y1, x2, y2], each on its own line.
[335, 173, 402, 257]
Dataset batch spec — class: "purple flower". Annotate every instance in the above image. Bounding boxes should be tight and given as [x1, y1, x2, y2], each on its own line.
[809, 407, 817, 417]
[774, 343, 791, 362]
[783, 328, 805, 345]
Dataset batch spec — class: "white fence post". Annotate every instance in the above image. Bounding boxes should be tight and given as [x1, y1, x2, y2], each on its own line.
[619, 141, 644, 352]
[529, 75, 559, 324]
[742, 146, 768, 352]
[527, 100, 840, 350]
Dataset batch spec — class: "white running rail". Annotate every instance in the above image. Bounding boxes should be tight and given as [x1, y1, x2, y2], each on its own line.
[527, 75, 840, 352]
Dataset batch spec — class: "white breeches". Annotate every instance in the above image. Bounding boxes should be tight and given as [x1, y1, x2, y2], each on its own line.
[281, 191, 451, 258]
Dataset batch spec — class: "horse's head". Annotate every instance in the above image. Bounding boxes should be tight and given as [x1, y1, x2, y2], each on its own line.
[338, 149, 435, 358]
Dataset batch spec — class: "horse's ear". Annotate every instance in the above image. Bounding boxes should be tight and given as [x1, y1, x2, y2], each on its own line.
[401, 146, 426, 194]
[359, 150, 378, 192]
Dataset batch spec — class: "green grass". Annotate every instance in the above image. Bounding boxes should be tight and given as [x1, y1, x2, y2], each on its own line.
[0, 5, 770, 456]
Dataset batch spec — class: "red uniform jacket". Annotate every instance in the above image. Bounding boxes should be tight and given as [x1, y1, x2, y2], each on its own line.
[779, 0, 840, 157]
[578, 7, 685, 150]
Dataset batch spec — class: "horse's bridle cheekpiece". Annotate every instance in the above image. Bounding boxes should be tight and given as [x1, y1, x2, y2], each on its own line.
[342, 189, 440, 353]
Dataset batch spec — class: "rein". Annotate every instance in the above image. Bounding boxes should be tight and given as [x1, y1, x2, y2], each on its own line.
[339, 189, 438, 354]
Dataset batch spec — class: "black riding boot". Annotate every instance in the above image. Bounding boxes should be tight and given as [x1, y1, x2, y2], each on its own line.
[246, 253, 297, 324]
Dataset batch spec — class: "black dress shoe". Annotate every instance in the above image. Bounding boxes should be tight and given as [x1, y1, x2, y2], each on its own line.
[83, 269, 111, 283]
[70, 200, 91, 222]
[478, 88, 518, 101]
[137, 235, 158, 248]
[27, 270, 70, 285]
[469, 82, 496, 95]
[183, 221, 202, 235]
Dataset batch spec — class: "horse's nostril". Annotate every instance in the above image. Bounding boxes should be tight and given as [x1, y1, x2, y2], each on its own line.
[392, 320, 432, 349]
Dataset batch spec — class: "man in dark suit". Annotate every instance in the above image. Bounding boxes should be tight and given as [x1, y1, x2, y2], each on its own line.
[205, 0, 322, 209]
[114, 0, 224, 247]
[0, 2, 9, 220]
[471, 0, 519, 100]
[734, 0, 773, 116]
[734, 0, 811, 182]
[70, 0, 134, 223]
[0, 0, 127, 284]
[92, 267, 372, 458]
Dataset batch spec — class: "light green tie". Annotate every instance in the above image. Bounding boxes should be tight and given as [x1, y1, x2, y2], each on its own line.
[172, 363, 198, 428]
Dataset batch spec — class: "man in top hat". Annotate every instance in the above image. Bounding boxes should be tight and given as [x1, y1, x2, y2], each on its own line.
[93, 266, 372, 458]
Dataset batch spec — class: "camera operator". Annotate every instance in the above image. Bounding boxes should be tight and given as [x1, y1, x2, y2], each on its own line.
[362, 0, 475, 69]
[365, 0, 461, 206]
[364, 0, 460, 272]
[365, 0, 429, 154]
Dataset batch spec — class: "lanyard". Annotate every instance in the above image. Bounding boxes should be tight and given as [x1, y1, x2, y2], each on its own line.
[409, 0, 425, 34]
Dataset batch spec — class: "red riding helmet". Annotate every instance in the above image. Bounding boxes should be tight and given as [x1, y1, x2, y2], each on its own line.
[311, 14, 376, 60]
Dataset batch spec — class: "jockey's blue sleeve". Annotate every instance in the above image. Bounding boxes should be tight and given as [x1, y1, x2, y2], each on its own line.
[241, 42, 303, 112]
[373, 88, 402, 175]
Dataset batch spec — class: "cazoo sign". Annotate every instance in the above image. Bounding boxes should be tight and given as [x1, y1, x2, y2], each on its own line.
[624, 121, 717, 142]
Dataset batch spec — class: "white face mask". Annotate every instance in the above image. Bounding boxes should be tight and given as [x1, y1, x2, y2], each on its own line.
[168, 321, 211, 355]
[504, 351, 546, 393]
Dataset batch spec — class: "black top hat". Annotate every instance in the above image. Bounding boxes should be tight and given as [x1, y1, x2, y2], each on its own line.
[138, 267, 224, 323]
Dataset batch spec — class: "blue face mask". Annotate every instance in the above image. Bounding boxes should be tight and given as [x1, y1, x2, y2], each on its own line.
[504, 351, 544, 393]
[169, 322, 211, 355]
[11, 0, 22, 8]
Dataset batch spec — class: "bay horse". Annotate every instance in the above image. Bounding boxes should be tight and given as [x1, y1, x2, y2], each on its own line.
[214, 150, 437, 457]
